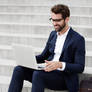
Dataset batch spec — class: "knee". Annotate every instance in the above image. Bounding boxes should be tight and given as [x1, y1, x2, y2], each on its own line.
[32, 71, 45, 81]
[32, 71, 41, 84]
[33, 71, 43, 76]
[14, 66, 23, 72]
[13, 66, 24, 77]
[32, 71, 40, 78]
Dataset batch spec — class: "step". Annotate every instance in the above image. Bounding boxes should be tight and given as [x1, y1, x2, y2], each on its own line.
[0, 84, 31, 92]
[0, 75, 32, 92]
[0, 46, 43, 60]
[0, 32, 49, 38]
[0, 75, 32, 87]
[0, 13, 91, 24]
[0, 0, 92, 6]
[0, 14, 92, 26]
[0, 35, 91, 54]
[0, 23, 92, 37]
[85, 38, 92, 51]
[0, 45, 92, 65]
[0, 33, 48, 48]
[0, 4, 92, 7]
[0, 22, 92, 28]
[0, 39, 91, 52]
[0, 31, 91, 41]
[0, 6, 92, 16]
[0, 23, 52, 35]
[69, 15, 92, 26]
[0, 32, 92, 40]
[0, 5, 51, 14]
[0, 33, 92, 49]
[84, 67, 92, 74]
[0, 59, 16, 76]
[3, 44, 92, 56]
[72, 26, 92, 38]
[25, 0, 92, 6]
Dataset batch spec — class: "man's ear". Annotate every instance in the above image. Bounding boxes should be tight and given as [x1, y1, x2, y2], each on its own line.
[65, 17, 69, 23]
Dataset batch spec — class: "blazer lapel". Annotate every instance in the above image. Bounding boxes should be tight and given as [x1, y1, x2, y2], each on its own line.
[49, 32, 57, 54]
[61, 28, 73, 55]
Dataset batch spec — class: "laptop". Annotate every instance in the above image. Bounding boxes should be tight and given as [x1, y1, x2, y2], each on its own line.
[12, 44, 46, 70]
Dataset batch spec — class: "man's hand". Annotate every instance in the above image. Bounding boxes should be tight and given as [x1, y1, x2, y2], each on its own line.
[44, 60, 62, 72]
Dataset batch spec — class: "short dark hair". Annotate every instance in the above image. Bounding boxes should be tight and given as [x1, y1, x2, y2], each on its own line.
[51, 4, 70, 19]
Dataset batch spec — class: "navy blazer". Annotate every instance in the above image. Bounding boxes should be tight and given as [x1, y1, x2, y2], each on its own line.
[36, 27, 85, 91]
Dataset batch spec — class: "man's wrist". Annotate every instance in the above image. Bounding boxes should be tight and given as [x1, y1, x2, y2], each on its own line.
[59, 62, 62, 68]
[58, 62, 66, 71]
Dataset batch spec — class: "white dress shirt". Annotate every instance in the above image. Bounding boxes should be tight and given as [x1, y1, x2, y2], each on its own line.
[52, 27, 70, 71]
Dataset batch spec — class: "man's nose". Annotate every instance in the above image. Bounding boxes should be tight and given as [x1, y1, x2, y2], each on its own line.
[53, 21, 58, 25]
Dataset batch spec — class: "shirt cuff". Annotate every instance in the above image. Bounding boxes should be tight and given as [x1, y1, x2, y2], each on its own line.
[57, 62, 66, 71]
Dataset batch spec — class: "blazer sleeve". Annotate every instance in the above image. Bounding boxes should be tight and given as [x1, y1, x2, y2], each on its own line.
[64, 36, 85, 73]
[36, 31, 54, 63]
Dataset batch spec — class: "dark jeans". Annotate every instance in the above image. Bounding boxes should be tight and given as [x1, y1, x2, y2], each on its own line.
[8, 66, 67, 92]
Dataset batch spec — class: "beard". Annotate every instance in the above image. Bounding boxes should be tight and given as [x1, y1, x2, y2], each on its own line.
[54, 22, 66, 32]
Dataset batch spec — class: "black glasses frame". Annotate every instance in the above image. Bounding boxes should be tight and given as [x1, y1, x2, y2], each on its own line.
[49, 18, 64, 22]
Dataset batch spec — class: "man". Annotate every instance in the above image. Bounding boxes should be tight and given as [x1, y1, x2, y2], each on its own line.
[8, 4, 85, 92]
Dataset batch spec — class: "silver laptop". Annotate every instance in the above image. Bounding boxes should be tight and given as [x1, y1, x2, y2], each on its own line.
[12, 44, 46, 70]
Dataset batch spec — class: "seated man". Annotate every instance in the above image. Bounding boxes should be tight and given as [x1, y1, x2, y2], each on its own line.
[8, 4, 85, 92]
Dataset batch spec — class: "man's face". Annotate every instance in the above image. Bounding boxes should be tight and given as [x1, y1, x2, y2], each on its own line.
[50, 13, 66, 32]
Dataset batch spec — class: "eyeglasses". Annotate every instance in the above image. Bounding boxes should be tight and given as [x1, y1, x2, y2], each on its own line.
[49, 18, 64, 22]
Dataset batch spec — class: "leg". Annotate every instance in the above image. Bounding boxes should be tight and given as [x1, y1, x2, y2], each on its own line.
[31, 70, 67, 92]
[8, 66, 34, 92]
